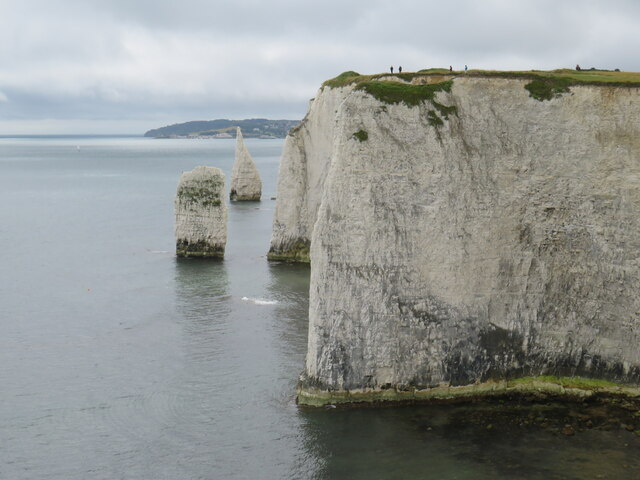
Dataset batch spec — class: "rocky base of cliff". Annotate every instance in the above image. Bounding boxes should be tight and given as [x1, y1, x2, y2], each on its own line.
[176, 239, 225, 259]
[297, 375, 640, 408]
[267, 239, 310, 263]
[230, 189, 261, 202]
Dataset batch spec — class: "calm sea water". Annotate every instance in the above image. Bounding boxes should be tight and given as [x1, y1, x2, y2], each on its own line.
[1, 136, 638, 479]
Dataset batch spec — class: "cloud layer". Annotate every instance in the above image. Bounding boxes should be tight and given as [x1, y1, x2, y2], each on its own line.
[1, 0, 639, 133]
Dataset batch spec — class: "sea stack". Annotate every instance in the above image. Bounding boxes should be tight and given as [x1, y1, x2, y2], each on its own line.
[287, 71, 640, 406]
[175, 166, 227, 258]
[230, 127, 262, 201]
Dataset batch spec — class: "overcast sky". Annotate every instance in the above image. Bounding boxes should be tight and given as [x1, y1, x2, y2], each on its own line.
[1, 0, 639, 134]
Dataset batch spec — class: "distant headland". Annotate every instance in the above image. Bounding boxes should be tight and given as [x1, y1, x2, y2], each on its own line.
[144, 118, 300, 139]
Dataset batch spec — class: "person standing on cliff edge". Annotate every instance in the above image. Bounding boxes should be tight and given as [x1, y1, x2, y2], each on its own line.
[390, 66, 393, 73]
[399, 66, 402, 73]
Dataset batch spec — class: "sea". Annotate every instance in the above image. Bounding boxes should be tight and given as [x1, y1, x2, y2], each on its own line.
[1, 135, 638, 479]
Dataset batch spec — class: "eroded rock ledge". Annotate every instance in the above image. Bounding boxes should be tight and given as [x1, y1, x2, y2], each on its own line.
[298, 376, 640, 407]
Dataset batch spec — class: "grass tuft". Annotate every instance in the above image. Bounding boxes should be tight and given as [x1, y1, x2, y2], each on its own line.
[352, 130, 368, 142]
[433, 101, 457, 118]
[427, 110, 444, 127]
[417, 68, 452, 74]
[524, 78, 572, 101]
[323, 71, 364, 88]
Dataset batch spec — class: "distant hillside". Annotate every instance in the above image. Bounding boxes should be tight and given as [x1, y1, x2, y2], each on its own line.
[144, 119, 300, 139]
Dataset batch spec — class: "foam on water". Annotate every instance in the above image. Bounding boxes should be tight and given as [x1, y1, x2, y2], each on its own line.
[241, 296, 278, 305]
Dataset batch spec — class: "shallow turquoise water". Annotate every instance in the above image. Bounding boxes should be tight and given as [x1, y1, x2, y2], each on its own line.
[0, 136, 638, 479]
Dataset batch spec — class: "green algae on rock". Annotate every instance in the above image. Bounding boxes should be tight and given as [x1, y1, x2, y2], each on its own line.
[267, 239, 310, 263]
[175, 240, 225, 259]
[297, 376, 640, 407]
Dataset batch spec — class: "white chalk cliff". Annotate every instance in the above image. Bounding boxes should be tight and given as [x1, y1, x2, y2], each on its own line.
[268, 87, 353, 261]
[230, 127, 262, 201]
[277, 72, 640, 405]
[175, 166, 227, 258]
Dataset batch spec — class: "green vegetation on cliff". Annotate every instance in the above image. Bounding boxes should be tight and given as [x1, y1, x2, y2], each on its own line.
[322, 71, 367, 88]
[352, 130, 369, 142]
[323, 69, 640, 105]
[325, 68, 640, 88]
[355, 80, 453, 107]
[467, 68, 640, 86]
[177, 178, 223, 208]
[524, 78, 572, 101]
[509, 376, 619, 389]
[427, 110, 444, 127]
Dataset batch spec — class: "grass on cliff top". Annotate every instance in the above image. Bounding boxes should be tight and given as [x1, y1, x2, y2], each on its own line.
[322, 71, 455, 107]
[466, 68, 640, 86]
[322, 68, 640, 106]
[322, 70, 450, 88]
[323, 68, 640, 89]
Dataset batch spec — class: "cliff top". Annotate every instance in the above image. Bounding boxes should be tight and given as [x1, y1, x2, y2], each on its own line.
[322, 69, 640, 103]
[323, 68, 640, 88]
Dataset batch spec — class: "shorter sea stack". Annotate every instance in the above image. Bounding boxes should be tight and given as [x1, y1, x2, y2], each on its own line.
[230, 127, 262, 201]
[175, 166, 227, 258]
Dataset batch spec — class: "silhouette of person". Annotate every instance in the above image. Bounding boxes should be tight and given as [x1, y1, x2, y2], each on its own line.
[399, 66, 402, 73]
[390, 66, 394, 73]
[464, 65, 468, 72]
[449, 65, 453, 72]
[576, 64, 581, 71]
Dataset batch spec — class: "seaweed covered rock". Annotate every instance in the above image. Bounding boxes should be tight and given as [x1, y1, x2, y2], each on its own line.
[175, 166, 227, 258]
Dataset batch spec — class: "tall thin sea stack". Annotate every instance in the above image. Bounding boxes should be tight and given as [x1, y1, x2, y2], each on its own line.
[175, 166, 227, 258]
[230, 127, 262, 201]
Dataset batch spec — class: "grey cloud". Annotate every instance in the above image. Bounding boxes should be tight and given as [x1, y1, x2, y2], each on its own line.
[2, 0, 640, 133]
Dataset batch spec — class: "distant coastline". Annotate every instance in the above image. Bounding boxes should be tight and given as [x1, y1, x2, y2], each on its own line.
[144, 118, 300, 139]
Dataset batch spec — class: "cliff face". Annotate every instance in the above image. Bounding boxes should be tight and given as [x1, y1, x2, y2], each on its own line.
[268, 87, 353, 261]
[175, 166, 227, 258]
[291, 75, 640, 403]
